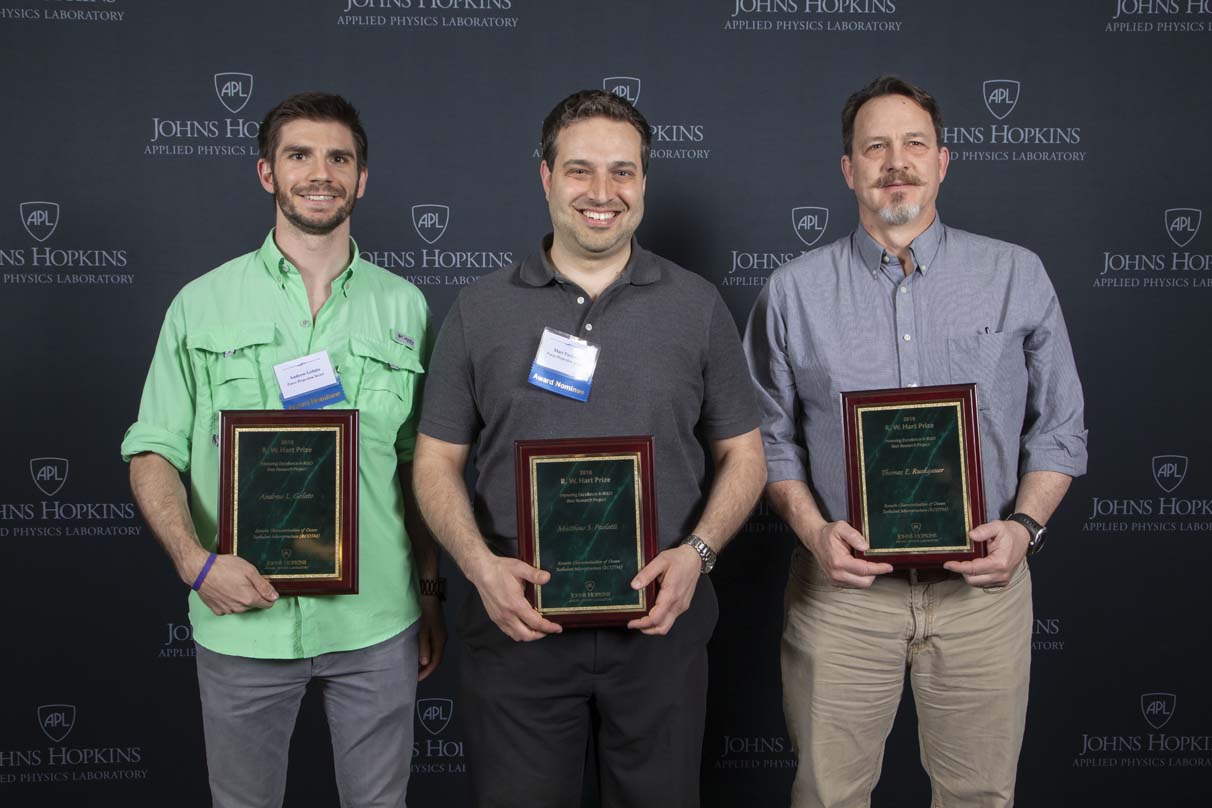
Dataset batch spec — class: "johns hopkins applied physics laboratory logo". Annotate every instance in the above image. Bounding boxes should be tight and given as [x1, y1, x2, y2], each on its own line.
[3, 203, 133, 286]
[1075, 691, 1210, 769]
[1095, 207, 1211, 290]
[724, 0, 904, 33]
[1105, 0, 1212, 33]
[360, 203, 513, 288]
[336, 0, 520, 30]
[0, 457, 139, 537]
[945, 80, 1086, 164]
[411, 698, 465, 776]
[0, 705, 148, 787]
[723, 206, 829, 287]
[1083, 454, 1212, 534]
[145, 73, 261, 158]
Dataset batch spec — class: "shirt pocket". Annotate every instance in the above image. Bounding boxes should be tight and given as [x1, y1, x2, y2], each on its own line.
[947, 331, 1027, 411]
[349, 335, 425, 446]
[187, 322, 276, 414]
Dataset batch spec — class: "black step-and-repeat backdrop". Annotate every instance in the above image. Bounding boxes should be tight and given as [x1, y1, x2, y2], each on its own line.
[3, 1, 1210, 805]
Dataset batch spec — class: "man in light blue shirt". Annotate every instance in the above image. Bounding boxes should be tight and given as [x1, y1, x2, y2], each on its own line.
[745, 75, 1087, 808]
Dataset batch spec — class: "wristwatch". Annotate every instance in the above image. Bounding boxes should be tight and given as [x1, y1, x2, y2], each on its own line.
[1006, 512, 1047, 556]
[680, 534, 718, 574]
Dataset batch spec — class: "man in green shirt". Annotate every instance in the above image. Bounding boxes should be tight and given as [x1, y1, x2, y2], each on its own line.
[122, 92, 443, 808]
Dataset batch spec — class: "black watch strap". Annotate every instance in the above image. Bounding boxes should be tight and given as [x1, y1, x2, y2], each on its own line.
[1006, 512, 1046, 556]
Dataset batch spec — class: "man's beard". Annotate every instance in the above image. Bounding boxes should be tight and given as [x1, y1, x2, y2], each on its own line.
[878, 198, 921, 226]
[875, 171, 923, 226]
[275, 182, 356, 236]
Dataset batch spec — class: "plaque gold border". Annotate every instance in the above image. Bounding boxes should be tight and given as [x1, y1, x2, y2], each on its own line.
[529, 453, 646, 614]
[855, 400, 973, 555]
[230, 425, 344, 581]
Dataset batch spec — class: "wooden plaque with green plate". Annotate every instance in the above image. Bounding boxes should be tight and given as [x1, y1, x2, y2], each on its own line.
[843, 384, 987, 569]
[218, 410, 358, 595]
[514, 436, 658, 628]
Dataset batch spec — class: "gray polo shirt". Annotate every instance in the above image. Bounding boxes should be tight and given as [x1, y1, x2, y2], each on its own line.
[420, 236, 760, 555]
[744, 216, 1088, 524]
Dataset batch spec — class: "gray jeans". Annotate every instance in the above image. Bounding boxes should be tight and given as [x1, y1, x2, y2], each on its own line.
[195, 624, 419, 808]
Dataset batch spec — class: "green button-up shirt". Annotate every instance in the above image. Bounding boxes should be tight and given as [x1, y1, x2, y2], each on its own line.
[122, 231, 430, 659]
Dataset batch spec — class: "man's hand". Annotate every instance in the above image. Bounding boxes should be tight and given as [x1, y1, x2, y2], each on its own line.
[190, 553, 279, 616]
[417, 596, 446, 681]
[469, 555, 562, 642]
[944, 520, 1030, 587]
[627, 544, 702, 635]
[802, 519, 893, 589]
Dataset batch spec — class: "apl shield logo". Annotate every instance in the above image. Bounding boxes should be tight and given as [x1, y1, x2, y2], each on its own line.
[603, 76, 641, 106]
[1152, 455, 1188, 493]
[214, 72, 254, 114]
[30, 457, 69, 497]
[38, 704, 76, 742]
[982, 79, 1020, 121]
[20, 201, 59, 243]
[1164, 208, 1201, 248]
[417, 698, 453, 736]
[792, 206, 829, 247]
[1141, 692, 1176, 730]
[411, 204, 450, 245]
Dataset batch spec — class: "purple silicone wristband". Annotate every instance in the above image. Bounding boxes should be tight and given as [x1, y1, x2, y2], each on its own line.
[191, 553, 217, 591]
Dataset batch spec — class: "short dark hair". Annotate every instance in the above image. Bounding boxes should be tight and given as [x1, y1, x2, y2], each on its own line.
[258, 92, 368, 170]
[841, 76, 944, 156]
[541, 90, 652, 174]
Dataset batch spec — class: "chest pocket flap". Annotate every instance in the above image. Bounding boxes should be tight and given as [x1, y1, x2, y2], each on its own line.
[350, 336, 424, 380]
[349, 335, 424, 444]
[187, 323, 275, 412]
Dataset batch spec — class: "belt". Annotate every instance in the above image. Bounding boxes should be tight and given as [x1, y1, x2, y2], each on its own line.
[888, 568, 960, 585]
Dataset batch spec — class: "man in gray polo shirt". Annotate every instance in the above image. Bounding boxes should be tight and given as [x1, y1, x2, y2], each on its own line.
[744, 76, 1087, 806]
[413, 89, 765, 807]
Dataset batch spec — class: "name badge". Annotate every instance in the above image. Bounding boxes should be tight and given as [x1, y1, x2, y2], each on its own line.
[528, 327, 599, 402]
[273, 350, 347, 410]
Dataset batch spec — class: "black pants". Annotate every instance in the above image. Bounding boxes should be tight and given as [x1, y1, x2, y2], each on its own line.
[458, 576, 719, 808]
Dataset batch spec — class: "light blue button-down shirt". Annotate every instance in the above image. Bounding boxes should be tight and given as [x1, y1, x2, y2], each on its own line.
[743, 216, 1088, 523]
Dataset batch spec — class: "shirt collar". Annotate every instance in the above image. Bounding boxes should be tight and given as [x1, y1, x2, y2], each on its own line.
[518, 234, 662, 288]
[853, 215, 945, 276]
[258, 229, 360, 292]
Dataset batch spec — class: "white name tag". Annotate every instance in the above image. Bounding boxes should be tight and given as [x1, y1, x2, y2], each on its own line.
[273, 350, 346, 409]
[528, 328, 599, 402]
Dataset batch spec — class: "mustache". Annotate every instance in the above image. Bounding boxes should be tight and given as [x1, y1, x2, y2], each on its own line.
[875, 172, 923, 188]
[294, 183, 346, 197]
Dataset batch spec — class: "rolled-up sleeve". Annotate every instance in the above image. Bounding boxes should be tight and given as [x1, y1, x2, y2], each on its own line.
[1018, 267, 1088, 478]
[121, 296, 195, 472]
[743, 277, 809, 484]
[417, 296, 481, 446]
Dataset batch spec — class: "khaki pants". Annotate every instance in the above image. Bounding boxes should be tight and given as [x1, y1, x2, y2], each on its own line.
[781, 546, 1032, 808]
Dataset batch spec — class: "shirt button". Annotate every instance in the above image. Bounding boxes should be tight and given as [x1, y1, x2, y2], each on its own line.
[300, 319, 310, 328]
[919, 263, 927, 271]
[903, 333, 912, 342]
[585, 323, 593, 332]
[900, 286, 908, 294]
[881, 254, 890, 264]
